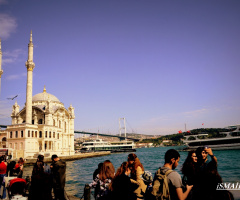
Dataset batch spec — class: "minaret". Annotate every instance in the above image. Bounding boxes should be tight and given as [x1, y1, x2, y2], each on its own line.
[25, 31, 35, 124]
[0, 39, 3, 97]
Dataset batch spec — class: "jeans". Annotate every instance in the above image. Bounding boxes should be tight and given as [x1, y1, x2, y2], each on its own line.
[0, 173, 6, 199]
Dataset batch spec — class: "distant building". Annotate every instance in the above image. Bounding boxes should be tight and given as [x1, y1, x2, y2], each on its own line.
[136, 143, 153, 148]
[0, 32, 75, 158]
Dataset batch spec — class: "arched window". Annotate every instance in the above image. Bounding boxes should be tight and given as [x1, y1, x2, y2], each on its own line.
[15, 131, 18, 138]
[35, 131, 37, 138]
[2, 137, 6, 148]
[10, 132, 12, 138]
[32, 131, 34, 137]
[39, 131, 42, 138]
[49, 132, 51, 138]
[38, 119, 43, 124]
[28, 130, 30, 137]
[21, 130, 24, 138]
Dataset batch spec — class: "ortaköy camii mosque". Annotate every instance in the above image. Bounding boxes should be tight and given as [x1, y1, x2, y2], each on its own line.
[1, 32, 75, 158]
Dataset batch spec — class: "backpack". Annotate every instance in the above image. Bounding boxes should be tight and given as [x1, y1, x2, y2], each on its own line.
[151, 169, 173, 200]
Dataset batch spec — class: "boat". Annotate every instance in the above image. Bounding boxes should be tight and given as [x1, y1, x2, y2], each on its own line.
[80, 139, 136, 153]
[183, 125, 240, 150]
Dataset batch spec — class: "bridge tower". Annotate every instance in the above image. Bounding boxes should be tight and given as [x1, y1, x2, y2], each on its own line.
[119, 118, 127, 139]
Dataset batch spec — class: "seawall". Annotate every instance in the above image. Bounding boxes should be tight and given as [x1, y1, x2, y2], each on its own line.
[24, 151, 111, 164]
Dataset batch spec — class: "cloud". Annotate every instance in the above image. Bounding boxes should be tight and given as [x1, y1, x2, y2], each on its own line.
[2, 49, 26, 64]
[183, 108, 208, 117]
[6, 73, 26, 81]
[0, 0, 7, 5]
[0, 13, 17, 39]
[0, 100, 11, 125]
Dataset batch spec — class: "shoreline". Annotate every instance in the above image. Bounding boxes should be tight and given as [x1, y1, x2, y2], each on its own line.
[24, 151, 111, 164]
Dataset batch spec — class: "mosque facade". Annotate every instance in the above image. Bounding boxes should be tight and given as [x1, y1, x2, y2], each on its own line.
[0, 32, 75, 158]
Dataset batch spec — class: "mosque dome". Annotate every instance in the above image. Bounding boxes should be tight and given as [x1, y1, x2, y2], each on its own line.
[32, 86, 60, 102]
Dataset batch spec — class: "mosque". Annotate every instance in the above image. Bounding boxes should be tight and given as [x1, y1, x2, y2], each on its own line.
[0, 32, 75, 158]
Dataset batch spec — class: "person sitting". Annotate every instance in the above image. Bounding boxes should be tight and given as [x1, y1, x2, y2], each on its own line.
[14, 157, 24, 178]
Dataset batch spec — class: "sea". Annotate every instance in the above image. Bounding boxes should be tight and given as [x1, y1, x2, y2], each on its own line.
[23, 146, 240, 200]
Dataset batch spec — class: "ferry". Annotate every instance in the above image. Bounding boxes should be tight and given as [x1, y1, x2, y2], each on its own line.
[183, 125, 240, 150]
[80, 139, 136, 153]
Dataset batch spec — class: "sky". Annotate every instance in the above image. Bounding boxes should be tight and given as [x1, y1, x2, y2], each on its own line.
[0, 0, 240, 135]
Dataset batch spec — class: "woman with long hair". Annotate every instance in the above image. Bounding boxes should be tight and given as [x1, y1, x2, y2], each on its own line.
[29, 160, 53, 200]
[181, 150, 198, 186]
[181, 151, 198, 200]
[90, 160, 115, 200]
[110, 161, 139, 200]
[128, 153, 147, 200]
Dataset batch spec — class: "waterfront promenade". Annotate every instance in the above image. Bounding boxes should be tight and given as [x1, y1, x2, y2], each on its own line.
[24, 151, 111, 164]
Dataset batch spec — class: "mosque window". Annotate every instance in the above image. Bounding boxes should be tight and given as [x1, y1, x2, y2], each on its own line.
[49, 132, 51, 138]
[39, 131, 42, 138]
[10, 132, 13, 138]
[20, 142, 23, 150]
[45, 131, 48, 138]
[15, 131, 18, 138]
[28, 130, 30, 137]
[21, 131, 24, 138]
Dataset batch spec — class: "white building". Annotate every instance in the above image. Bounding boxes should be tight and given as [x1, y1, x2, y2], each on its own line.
[0, 32, 75, 158]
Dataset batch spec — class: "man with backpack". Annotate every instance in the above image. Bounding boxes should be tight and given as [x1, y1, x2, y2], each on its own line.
[151, 149, 193, 200]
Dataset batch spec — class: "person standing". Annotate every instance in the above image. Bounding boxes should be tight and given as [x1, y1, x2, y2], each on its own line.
[89, 160, 115, 200]
[181, 151, 198, 200]
[110, 161, 139, 200]
[29, 160, 52, 200]
[152, 149, 193, 200]
[51, 155, 66, 200]
[128, 153, 147, 200]
[0, 156, 7, 199]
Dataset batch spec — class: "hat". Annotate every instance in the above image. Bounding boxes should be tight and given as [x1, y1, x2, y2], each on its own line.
[51, 154, 58, 161]
[141, 171, 153, 183]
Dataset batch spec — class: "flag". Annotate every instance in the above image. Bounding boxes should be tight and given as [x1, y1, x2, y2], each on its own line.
[178, 130, 182, 134]
[187, 130, 191, 133]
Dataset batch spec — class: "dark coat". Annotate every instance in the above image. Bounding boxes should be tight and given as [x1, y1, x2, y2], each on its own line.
[29, 172, 53, 200]
[111, 174, 139, 200]
[51, 159, 66, 189]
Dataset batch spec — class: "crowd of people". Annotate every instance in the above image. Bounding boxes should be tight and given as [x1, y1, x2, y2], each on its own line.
[0, 147, 234, 200]
[90, 148, 234, 200]
[0, 154, 66, 200]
